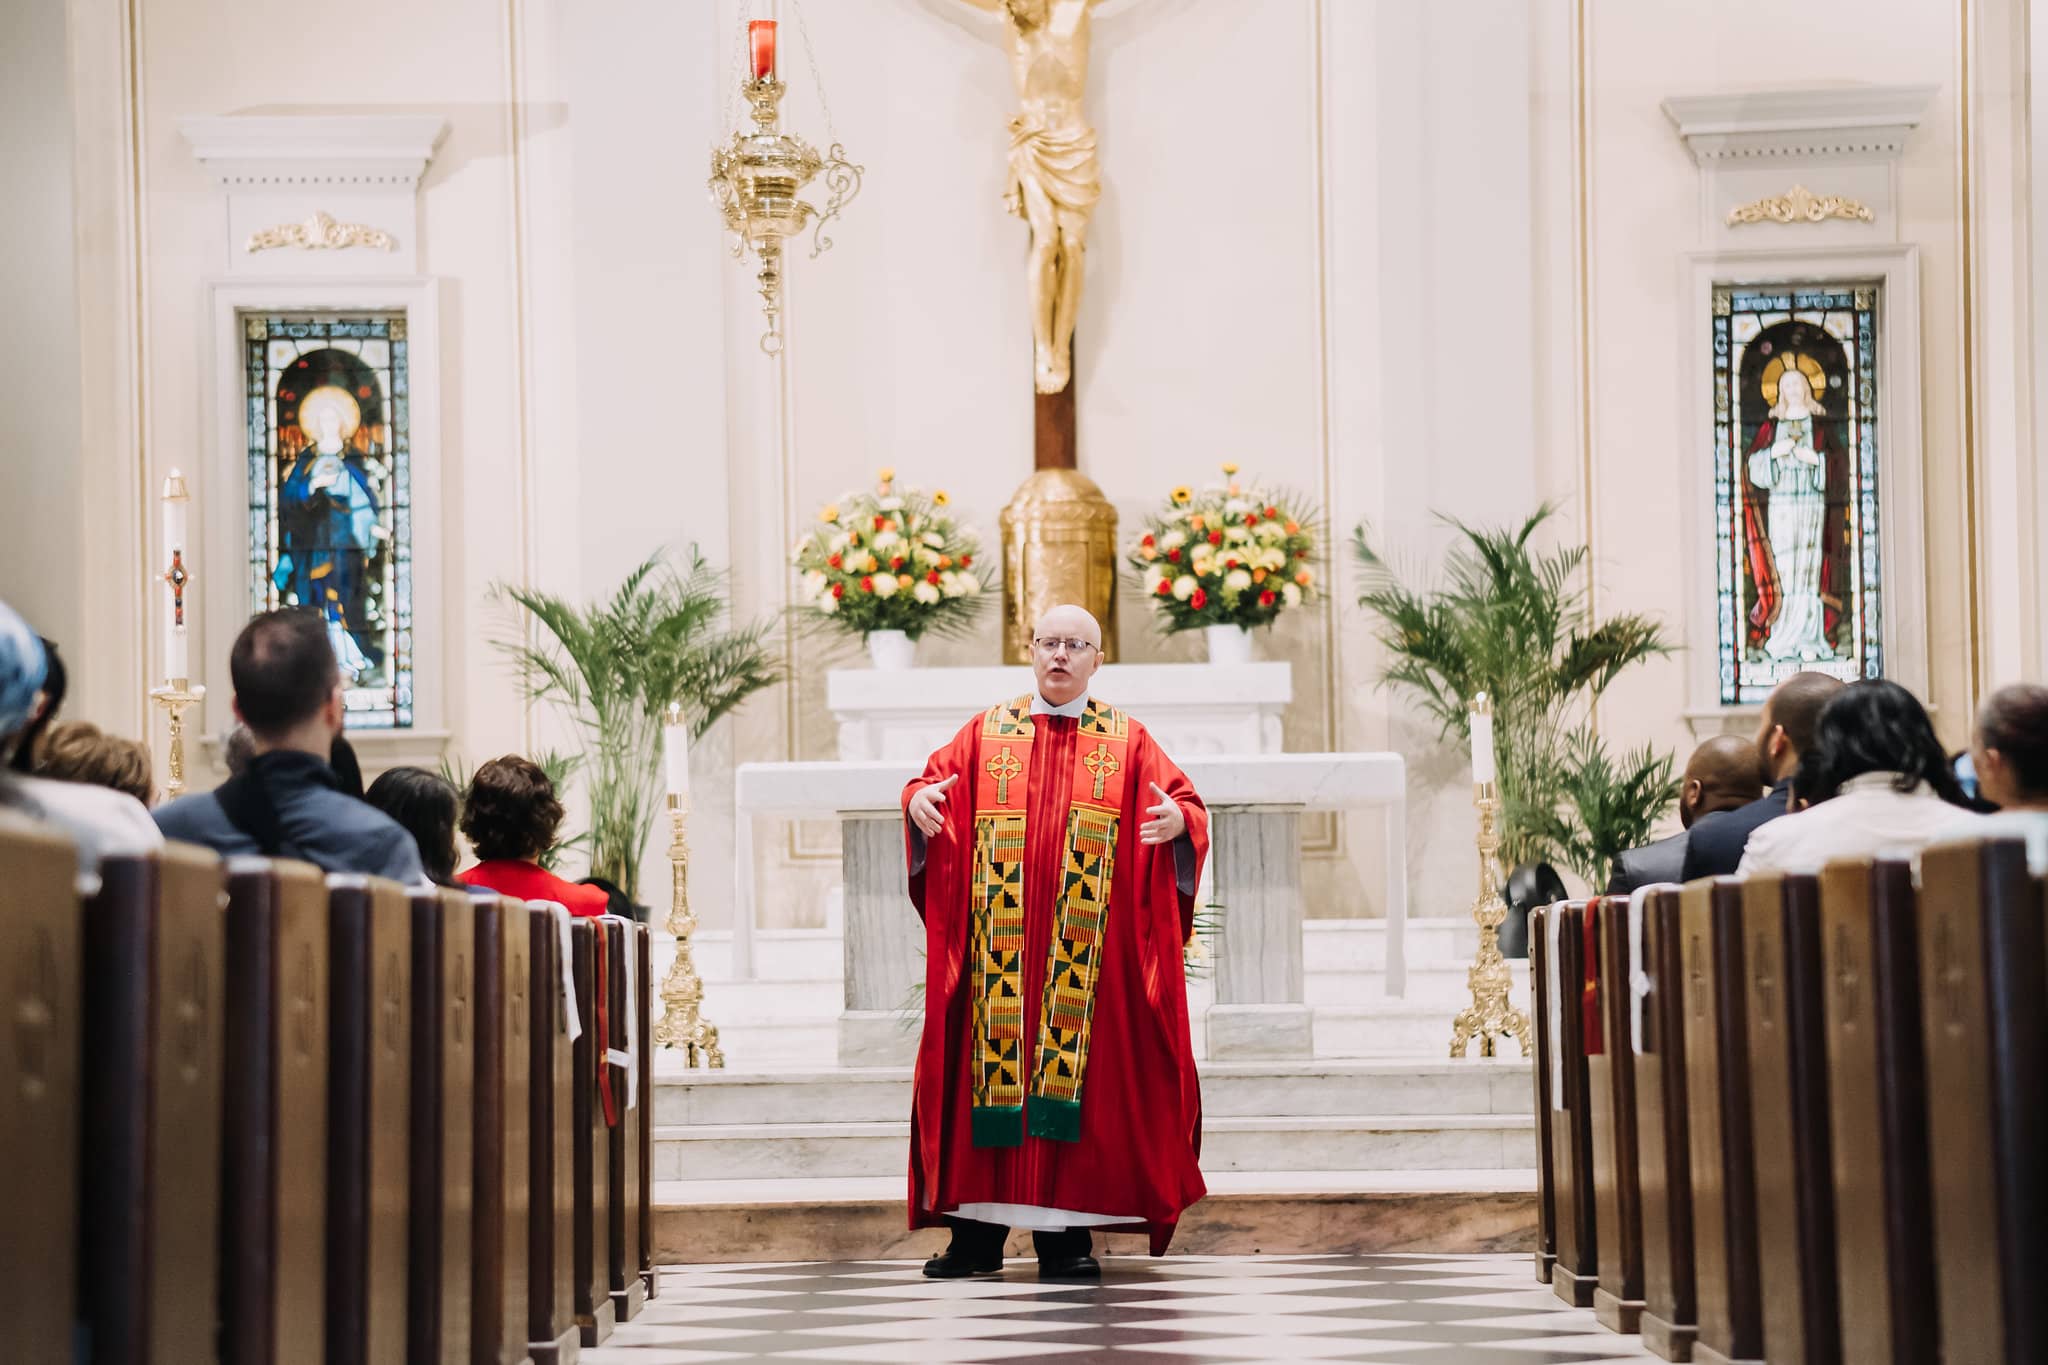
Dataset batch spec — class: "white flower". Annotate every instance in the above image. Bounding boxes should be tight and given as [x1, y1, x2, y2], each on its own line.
[829, 531, 852, 554]
[1224, 569, 1252, 594]
[802, 570, 829, 600]
[1144, 566, 1169, 595]
[1162, 529, 1188, 550]
[873, 529, 902, 551]
[957, 572, 980, 596]
[915, 546, 940, 567]
[1173, 575, 1198, 601]
[872, 573, 899, 599]
[878, 495, 904, 511]
[1282, 583, 1302, 608]
[820, 592, 840, 614]
[923, 530, 947, 549]
[913, 581, 941, 605]
[1225, 498, 1250, 517]
[1256, 519, 1284, 542]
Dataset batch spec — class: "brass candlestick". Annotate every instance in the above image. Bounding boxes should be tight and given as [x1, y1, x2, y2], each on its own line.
[1450, 705, 1531, 1058]
[148, 679, 206, 801]
[652, 793, 724, 1068]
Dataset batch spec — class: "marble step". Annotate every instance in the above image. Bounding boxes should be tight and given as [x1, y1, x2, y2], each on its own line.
[651, 1169, 1541, 1261]
[655, 1112, 1534, 1181]
[654, 1060, 1531, 1127]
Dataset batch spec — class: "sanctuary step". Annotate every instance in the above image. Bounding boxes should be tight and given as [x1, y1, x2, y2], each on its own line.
[651, 1059, 1536, 1183]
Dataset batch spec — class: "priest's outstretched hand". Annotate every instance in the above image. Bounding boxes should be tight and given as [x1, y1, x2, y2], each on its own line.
[908, 773, 960, 838]
[1139, 780, 1186, 845]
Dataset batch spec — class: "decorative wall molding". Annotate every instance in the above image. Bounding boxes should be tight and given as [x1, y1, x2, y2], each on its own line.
[1725, 185, 1875, 228]
[1662, 85, 1938, 165]
[178, 114, 446, 190]
[244, 210, 396, 253]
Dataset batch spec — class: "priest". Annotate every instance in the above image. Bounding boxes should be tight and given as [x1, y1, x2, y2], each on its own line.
[902, 603, 1209, 1280]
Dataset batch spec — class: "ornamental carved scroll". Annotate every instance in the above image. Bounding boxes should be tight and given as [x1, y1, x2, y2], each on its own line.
[244, 210, 395, 254]
[1725, 184, 1875, 228]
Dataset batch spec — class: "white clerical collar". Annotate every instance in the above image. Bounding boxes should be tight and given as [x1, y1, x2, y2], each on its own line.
[1030, 690, 1089, 718]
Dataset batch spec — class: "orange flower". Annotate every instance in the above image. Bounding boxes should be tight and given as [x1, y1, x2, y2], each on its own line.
[1295, 568, 1314, 587]
[897, 573, 913, 588]
[1189, 514, 1205, 532]
[1253, 568, 1267, 584]
[1284, 520, 1300, 534]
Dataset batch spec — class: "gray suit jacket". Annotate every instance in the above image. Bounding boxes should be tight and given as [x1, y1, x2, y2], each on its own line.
[1605, 830, 1689, 898]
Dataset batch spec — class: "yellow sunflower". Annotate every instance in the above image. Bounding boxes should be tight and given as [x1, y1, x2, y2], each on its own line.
[933, 490, 950, 506]
[878, 465, 897, 484]
[818, 503, 840, 523]
[1221, 462, 1240, 477]
[1171, 485, 1193, 505]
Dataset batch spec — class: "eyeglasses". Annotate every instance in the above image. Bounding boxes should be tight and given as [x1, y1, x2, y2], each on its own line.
[1032, 637, 1099, 656]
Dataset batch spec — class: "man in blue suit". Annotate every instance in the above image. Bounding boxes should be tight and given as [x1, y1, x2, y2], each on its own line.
[1680, 671, 1844, 881]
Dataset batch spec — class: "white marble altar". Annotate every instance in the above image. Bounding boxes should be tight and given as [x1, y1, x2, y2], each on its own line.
[732, 752, 1409, 1065]
[828, 662, 1291, 761]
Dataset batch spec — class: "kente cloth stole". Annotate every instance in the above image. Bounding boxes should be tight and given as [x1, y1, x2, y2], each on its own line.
[968, 695, 1130, 1146]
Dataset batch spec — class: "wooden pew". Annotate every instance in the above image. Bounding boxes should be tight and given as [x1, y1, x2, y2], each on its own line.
[1681, 878, 1762, 1365]
[1634, 888, 1698, 1362]
[572, 917, 617, 1346]
[325, 875, 414, 1365]
[470, 891, 533, 1365]
[1548, 901, 1599, 1307]
[1818, 857, 1936, 1365]
[79, 846, 227, 1365]
[635, 922, 660, 1301]
[529, 905, 579, 1363]
[0, 815, 81, 1359]
[1741, 872, 1840, 1365]
[410, 885, 478, 1363]
[1589, 895, 1645, 1333]
[220, 858, 329, 1365]
[608, 919, 649, 1320]
[1918, 837, 2048, 1365]
[1530, 902, 1559, 1283]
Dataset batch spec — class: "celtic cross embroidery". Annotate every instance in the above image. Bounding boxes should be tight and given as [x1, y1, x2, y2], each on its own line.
[1082, 744, 1120, 801]
[986, 749, 1023, 804]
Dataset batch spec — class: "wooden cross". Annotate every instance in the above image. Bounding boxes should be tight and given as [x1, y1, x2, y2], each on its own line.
[1082, 744, 1120, 801]
[986, 749, 1023, 804]
[1830, 925, 1861, 1025]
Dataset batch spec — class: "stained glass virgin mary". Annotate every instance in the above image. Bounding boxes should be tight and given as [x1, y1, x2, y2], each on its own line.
[1712, 286, 1883, 705]
[245, 314, 413, 728]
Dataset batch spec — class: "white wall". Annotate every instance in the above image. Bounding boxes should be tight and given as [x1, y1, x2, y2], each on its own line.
[36, 0, 2038, 928]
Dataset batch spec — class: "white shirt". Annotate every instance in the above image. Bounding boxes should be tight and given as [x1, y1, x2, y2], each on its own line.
[0, 773, 163, 882]
[1736, 772, 1985, 875]
[1029, 689, 1088, 718]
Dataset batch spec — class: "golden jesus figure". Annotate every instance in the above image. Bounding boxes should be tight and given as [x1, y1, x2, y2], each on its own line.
[954, 0, 1102, 395]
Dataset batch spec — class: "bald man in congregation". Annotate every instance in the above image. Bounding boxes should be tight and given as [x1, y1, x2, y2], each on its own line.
[1604, 735, 1766, 895]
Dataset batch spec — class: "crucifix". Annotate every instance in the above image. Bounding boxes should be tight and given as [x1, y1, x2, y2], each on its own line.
[948, 0, 1125, 660]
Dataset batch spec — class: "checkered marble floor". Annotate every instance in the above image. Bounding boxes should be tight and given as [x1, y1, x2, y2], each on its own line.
[585, 1255, 1662, 1363]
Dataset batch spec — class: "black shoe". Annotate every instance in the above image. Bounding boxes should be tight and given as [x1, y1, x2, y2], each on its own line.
[1037, 1254, 1101, 1281]
[923, 1247, 1004, 1279]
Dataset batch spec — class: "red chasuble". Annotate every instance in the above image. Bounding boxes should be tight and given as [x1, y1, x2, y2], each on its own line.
[903, 696, 1210, 1255]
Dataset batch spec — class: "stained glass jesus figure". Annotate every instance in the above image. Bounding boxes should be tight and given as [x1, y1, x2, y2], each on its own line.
[276, 385, 382, 680]
[1747, 359, 1834, 662]
[901, 604, 1209, 1279]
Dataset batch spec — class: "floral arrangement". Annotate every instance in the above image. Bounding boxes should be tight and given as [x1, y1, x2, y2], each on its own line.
[1128, 463, 1319, 632]
[791, 468, 988, 638]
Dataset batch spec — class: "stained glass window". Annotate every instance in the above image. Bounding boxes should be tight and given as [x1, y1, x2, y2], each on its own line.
[1711, 284, 1882, 705]
[244, 313, 413, 728]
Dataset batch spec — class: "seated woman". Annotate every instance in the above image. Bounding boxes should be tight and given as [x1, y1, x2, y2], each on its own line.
[1971, 682, 2048, 873]
[456, 754, 608, 914]
[34, 720, 156, 806]
[366, 765, 464, 887]
[1739, 679, 1983, 874]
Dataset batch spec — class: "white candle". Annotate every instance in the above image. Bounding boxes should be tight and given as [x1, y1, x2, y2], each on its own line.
[1471, 703, 1496, 787]
[161, 469, 190, 682]
[664, 709, 692, 797]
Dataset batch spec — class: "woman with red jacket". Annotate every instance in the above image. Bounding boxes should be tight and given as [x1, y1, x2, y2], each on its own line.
[457, 754, 609, 915]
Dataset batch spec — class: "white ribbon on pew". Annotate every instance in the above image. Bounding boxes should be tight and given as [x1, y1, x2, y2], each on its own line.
[532, 900, 583, 1043]
[602, 915, 638, 1110]
[1546, 902, 1569, 1109]
[1626, 885, 1673, 1057]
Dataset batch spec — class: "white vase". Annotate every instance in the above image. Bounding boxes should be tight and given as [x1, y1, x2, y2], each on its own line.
[1204, 624, 1254, 665]
[866, 629, 916, 670]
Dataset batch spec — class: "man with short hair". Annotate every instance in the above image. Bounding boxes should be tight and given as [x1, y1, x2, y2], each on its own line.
[903, 604, 1208, 1280]
[1679, 670, 1845, 881]
[154, 608, 424, 882]
[1606, 735, 1764, 895]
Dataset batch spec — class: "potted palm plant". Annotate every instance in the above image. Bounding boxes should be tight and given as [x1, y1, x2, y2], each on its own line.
[495, 548, 781, 901]
[1353, 505, 1678, 892]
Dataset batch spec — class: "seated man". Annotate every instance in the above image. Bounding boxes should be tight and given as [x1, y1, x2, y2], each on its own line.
[0, 601, 162, 876]
[1606, 734, 1763, 895]
[154, 608, 424, 883]
[1680, 670, 1843, 881]
[1971, 682, 2048, 873]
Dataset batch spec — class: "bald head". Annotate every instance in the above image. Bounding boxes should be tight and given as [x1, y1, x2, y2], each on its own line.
[1030, 604, 1103, 706]
[1755, 670, 1846, 781]
[1680, 734, 1764, 827]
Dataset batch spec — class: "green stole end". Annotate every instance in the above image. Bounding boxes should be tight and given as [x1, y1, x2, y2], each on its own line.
[1026, 1096, 1082, 1143]
[972, 1104, 1024, 1148]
